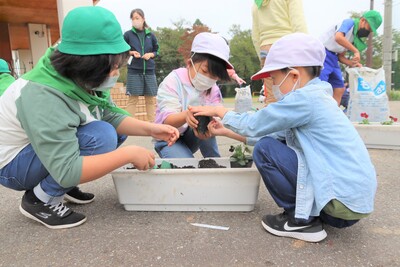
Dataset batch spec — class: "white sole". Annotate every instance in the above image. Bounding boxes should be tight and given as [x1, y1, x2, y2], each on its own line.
[19, 205, 87, 229]
[261, 220, 327, 243]
[64, 194, 95, 205]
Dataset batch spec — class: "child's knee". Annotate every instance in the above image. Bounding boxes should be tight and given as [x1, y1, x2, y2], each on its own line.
[78, 121, 118, 155]
[254, 137, 276, 158]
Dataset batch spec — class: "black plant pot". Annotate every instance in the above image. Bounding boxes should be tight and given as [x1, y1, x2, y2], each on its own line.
[195, 115, 211, 135]
[230, 159, 253, 168]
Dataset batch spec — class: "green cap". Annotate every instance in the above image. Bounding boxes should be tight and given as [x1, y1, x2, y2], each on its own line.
[0, 59, 10, 73]
[58, 6, 130, 55]
[363, 10, 382, 35]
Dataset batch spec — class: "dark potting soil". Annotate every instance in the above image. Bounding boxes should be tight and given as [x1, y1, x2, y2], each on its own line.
[195, 115, 211, 134]
[126, 164, 195, 169]
[198, 158, 226, 168]
[126, 159, 226, 169]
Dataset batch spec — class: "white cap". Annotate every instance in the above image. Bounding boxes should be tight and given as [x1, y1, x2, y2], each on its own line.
[251, 33, 326, 80]
[191, 32, 234, 69]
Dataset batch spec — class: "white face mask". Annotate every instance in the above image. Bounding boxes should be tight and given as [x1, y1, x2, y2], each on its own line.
[92, 75, 119, 92]
[132, 20, 143, 30]
[189, 59, 217, 92]
[271, 69, 299, 101]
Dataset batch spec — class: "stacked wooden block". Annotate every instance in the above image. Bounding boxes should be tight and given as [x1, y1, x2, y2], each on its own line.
[110, 83, 148, 121]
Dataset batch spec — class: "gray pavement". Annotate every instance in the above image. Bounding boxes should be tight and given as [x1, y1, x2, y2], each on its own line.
[1, 102, 400, 266]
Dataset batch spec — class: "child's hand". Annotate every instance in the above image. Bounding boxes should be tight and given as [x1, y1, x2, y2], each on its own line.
[232, 73, 246, 85]
[352, 51, 360, 64]
[189, 105, 221, 117]
[207, 119, 228, 137]
[193, 127, 212, 140]
[185, 110, 198, 130]
[128, 146, 155, 170]
[150, 124, 179, 146]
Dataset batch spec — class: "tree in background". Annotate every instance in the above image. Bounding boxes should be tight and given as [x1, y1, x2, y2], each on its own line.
[227, 25, 261, 94]
[119, 13, 399, 95]
[178, 21, 211, 61]
[391, 29, 400, 91]
[153, 21, 187, 85]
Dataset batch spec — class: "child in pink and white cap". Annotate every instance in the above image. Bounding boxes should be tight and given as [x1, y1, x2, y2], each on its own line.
[190, 33, 376, 243]
[154, 32, 234, 159]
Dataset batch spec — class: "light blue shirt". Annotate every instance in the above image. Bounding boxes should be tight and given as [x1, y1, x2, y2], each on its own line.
[222, 78, 376, 220]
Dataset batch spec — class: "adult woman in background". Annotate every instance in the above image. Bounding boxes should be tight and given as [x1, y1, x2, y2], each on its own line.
[124, 8, 159, 122]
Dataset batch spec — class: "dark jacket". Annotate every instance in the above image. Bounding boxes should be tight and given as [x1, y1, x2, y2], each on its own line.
[123, 28, 159, 74]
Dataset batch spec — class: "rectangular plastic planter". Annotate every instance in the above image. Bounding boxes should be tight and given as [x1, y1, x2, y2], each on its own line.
[111, 158, 261, 212]
[354, 123, 400, 150]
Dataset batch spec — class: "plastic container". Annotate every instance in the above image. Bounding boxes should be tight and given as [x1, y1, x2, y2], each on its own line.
[354, 123, 400, 149]
[111, 158, 261, 211]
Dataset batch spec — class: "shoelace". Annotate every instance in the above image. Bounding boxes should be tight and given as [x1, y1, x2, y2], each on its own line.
[44, 202, 70, 217]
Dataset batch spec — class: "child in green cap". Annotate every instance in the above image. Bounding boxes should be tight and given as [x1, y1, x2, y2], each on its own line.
[319, 10, 382, 105]
[0, 6, 179, 229]
[0, 58, 16, 96]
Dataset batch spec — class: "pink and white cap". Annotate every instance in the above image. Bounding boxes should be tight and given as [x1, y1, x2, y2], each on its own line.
[251, 33, 326, 80]
[191, 32, 234, 69]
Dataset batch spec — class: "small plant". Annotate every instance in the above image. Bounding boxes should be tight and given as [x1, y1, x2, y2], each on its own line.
[229, 144, 253, 167]
[360, 112, 370, 124]
[381, 115, 398, 125]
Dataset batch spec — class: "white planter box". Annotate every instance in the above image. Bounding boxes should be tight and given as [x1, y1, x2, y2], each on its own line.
[354, 123, 400, 150]
[111, 158, 261, 212]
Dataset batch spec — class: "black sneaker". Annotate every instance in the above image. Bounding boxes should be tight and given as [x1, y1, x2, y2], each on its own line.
[19, 190, 87, 229]
[261, 212, 327, 242]
[64, 186, 95, 204]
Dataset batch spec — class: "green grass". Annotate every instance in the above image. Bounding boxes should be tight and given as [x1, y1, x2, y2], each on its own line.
[389, 90, 400, 101]
[222, 96, 260, 104]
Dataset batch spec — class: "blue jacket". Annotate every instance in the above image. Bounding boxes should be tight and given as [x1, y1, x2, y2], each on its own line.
[222, 78, 376, 220]
[123, 28, 159, 74]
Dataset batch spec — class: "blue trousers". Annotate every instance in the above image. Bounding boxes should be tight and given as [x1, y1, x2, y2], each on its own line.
[319, 49, 345, 89]
[253, 136, 358, 228]
[154, 127, 220, 158]
[0, 121, 126, 204]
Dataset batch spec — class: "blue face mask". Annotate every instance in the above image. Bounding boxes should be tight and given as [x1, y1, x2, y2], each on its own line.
[92, 75, 119, 92]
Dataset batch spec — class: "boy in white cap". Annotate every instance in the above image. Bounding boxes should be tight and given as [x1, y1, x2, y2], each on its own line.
[154, 32, 232, 158]
[190, 33, 376, 242]
[0, 6, 179, 229]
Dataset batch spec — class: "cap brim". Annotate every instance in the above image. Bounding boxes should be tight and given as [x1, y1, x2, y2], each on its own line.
[251, 64, 288, 80]
[59, 40, 130, 55]
[225, 61, 234, 69]
[251, 70, 270, 80]
[365, 17, 378, 36]
[191, 49, 234, 69]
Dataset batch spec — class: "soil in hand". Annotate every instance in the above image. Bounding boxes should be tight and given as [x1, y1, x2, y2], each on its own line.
[195, 115, 211, 134]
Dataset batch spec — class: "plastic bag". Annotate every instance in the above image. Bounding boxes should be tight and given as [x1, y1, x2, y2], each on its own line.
[346, 67, 390, 122]
[234, 85, 252, 113]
